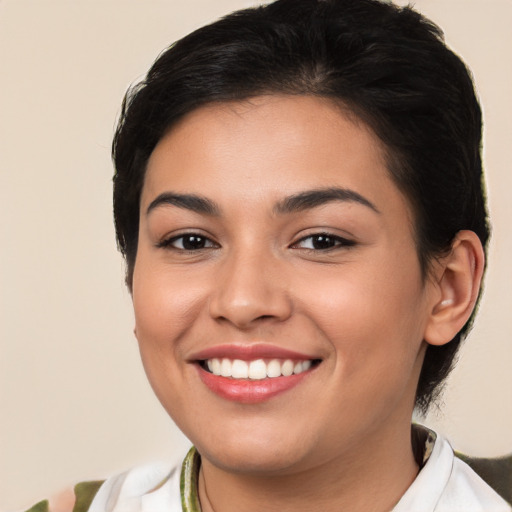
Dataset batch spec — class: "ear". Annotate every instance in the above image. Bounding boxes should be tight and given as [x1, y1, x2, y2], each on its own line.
[424, 230, 485, 346]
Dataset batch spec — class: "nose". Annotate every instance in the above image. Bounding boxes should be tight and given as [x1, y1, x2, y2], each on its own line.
[208, 247, 293, 329]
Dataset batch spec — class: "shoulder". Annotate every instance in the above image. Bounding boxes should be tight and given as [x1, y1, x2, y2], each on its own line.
[454, 451, 512, 508]
[87, 460, 182, 511]
[442, 455, 511, 511]
[396, 426, 511, 512]
[24, 481, 104, 512]
[24, 450, 196, 512]
[24, 462, 179, 512]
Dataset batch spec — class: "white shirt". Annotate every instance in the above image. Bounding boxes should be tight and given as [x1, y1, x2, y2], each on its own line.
[394, 432, 510, 511]
[89, 431, 511, 512]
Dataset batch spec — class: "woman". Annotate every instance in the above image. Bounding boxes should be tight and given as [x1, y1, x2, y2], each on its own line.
[29, 0, 511, 510]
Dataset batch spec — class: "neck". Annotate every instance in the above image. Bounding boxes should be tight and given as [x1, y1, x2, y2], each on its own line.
[198, 419, 419, 512]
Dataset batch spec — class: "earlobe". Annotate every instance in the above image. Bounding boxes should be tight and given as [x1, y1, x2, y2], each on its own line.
[424, 230, 485, 347]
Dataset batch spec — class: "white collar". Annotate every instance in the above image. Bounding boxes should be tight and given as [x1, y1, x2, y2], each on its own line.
[90, 426, 511, 512]
[394, 427, 510, 512]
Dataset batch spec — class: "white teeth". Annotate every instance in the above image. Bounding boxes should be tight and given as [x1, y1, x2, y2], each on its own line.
[211, 358, 221, 376]
[231, 359, 249, 379]
[205, 357, 315, 379]
[266, 359, 281, 378]
[248, 359, 267, 380]
[281, 359, 294, 376]
[220, 358, 232, 377]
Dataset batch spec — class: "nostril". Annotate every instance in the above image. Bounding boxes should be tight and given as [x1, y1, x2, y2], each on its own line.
[207, 267, 293, 327]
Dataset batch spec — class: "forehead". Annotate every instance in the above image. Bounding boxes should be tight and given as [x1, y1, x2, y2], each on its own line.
[142, 95, 412, 224]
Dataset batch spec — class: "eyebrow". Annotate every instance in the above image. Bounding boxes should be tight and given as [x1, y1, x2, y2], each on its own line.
[146, 193, 220, 216]
[273, 187, 380, 215]
[146, 187, 379, 217]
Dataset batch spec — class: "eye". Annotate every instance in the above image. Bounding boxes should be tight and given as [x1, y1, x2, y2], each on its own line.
[158, 233, 218, 251]
[292, 233, 354, 250]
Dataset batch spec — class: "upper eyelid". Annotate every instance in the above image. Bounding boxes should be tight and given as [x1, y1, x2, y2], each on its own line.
[155, 230, 355, 249]
[158, 227, 217, 241]
[292, 232, 354, 245]
[157, 232, 219, 249]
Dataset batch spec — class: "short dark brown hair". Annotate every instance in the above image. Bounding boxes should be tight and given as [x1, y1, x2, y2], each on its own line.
[112, 0, 489, 412]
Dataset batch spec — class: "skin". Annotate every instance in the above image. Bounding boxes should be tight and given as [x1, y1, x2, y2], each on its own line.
[131, 95, 484, 512]
[48, 489, 75, 512]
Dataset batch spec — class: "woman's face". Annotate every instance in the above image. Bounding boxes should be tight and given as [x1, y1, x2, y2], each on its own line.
[132, 95, 436, 474]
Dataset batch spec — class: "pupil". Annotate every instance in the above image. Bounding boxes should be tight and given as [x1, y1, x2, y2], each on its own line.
[183, 235, 205, 250]
[312, 235, 334, 249]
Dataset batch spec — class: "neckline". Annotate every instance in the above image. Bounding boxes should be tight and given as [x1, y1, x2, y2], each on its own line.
[179, 425, 438, 512]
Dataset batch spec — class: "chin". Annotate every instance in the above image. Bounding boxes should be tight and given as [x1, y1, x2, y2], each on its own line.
[200, 442, 310, 475]
[188, 419, 317, 475]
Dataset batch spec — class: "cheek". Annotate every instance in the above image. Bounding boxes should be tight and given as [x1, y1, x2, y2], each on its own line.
[295, 253, 426, 367]
[132, 261, 208, 362]
[131, 261, 213, 421]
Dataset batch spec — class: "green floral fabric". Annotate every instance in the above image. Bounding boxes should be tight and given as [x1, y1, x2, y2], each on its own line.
[24, 481, 104, 512]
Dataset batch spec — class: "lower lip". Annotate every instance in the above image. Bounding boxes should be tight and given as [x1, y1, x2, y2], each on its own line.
[196, 365, 313, 404]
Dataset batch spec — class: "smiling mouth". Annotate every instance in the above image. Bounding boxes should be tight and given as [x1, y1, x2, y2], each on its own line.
[200, 358, 321, 380]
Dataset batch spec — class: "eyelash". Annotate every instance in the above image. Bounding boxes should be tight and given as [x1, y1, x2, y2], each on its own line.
[291, 233, 355, 251]
[157, 233, 218, 251]
[157, 232, 355, 252]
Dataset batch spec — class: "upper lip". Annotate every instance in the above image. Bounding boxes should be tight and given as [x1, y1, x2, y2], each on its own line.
[189, 343, 319, 362]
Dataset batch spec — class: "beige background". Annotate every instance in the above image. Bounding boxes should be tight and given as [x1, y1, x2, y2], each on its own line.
[1, 0, 511, 509]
